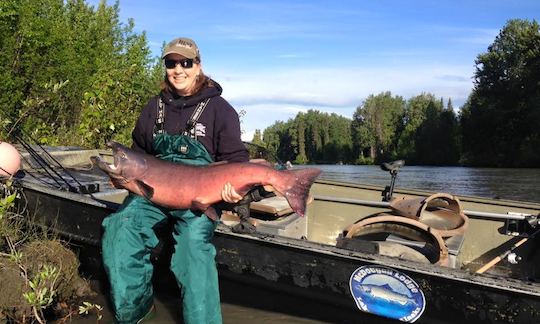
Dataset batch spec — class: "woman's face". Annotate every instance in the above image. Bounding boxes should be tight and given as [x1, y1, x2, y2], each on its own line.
[164, 53, 201, 96]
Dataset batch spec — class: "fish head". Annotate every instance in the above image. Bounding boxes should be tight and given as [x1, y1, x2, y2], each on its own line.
[90, 141, 148, 182]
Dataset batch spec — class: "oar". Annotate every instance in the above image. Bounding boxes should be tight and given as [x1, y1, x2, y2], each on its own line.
[313, 195, 538, 221]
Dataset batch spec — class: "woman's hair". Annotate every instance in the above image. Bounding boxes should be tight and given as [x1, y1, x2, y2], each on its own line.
[160, 64, 214, 96]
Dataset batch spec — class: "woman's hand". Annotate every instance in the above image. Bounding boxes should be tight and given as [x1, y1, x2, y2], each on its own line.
[220, 159, 272, 203]
[221, 182, 243, 203]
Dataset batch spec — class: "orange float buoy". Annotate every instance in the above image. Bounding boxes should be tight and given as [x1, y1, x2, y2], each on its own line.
[0, 141, 21, 177]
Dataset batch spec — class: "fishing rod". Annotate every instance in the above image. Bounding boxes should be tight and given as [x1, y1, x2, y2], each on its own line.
[13, 132, 66, 188]
[1, 138, 66, 188]
[476, 227, 540, 274]
[0, 111, 96, 194]
[0, 166, 14, 178]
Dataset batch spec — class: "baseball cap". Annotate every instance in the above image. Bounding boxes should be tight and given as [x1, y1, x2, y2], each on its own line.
[162, 37, 200, 60]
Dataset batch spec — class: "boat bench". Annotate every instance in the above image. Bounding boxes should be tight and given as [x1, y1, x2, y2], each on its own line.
[250, 196, 293, 217]
[218, 196, 307, 239]
[385, 233, 465, 268]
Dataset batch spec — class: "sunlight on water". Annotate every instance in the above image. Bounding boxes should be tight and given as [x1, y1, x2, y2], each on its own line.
[311, 165, 540, 203]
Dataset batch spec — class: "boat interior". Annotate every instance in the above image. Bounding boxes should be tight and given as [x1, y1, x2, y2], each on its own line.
[10, 146, 540, 282]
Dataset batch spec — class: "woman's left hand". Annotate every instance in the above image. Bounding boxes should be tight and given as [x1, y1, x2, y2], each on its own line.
[221, 182, 243, 203]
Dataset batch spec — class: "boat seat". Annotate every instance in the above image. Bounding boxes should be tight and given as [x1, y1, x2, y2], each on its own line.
[250, 194, 314, 217]
[385, 233, 465, 268]
[250, 196, 293, 216]
[341, 214, 450, 266]
[221, 195, 309, 239]
[390, 192, 469, 237]
[380, 159, 405, 173]
[221, 196, 295, 225]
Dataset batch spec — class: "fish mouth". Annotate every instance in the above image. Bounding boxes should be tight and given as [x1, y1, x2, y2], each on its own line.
[105, 141, 123, 172]
[90, 155, 119, 174]
[90, 141, 123, 175]
[106, 141, 121, 153]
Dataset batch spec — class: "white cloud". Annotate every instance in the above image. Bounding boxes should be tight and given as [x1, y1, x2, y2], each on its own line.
[434, 27, 501, 46]
[213, 63, 474, 140]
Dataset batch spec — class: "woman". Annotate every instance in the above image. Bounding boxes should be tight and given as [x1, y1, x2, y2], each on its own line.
[102, 37, 247, 324]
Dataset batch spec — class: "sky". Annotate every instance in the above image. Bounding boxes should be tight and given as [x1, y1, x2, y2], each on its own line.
[87, 0, 540, 141]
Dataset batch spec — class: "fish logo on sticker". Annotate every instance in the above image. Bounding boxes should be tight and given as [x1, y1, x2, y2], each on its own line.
[349, 265, 425, 322]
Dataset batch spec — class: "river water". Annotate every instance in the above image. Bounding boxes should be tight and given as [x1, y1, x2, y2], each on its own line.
[75, 165, 540, 323]
[314, 164, 540, 203]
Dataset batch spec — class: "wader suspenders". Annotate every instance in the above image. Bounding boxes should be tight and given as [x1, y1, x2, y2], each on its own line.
[182, 98, 210, 140]
[153, 97, 166, 138]
[153, 97, 211, 140]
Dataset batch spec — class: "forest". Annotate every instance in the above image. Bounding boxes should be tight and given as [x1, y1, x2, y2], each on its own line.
[1, 0, 539, 167]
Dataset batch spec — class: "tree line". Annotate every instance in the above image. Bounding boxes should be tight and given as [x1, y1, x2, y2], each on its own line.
[0, 1, 538, 167]
[253, 93, 460, 166]
[255, 19, 540, 167]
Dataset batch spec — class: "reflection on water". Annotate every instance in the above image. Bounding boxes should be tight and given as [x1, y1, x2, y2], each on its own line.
[313, 165, 540, 203]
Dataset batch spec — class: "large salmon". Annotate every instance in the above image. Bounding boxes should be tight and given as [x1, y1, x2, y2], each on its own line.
[90, 142, 321, 220]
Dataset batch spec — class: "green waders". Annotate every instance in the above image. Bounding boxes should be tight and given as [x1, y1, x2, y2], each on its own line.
[102, 134, 222, 324]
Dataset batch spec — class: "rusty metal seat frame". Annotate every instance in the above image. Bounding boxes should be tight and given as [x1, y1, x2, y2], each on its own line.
[390, 193, 469, 237]
[343, 215, 450, 266]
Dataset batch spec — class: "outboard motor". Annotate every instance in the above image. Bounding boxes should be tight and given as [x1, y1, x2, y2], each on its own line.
[381, 160, 405, 202]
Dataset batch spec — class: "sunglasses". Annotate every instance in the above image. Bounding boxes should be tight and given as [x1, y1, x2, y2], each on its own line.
[164, 58, 195, 69]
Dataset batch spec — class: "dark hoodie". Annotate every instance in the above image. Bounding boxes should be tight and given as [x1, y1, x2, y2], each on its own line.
[132, 79, 249, 162]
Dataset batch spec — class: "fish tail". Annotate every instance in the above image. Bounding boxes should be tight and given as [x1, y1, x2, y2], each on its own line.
[274, 168, 321, 217]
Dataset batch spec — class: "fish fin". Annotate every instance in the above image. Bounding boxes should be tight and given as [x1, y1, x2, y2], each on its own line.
[192, 198, 210, 210]
[204, 206, 220, 221]
[192, 199, 218, 220]
[135, 180, 154, 200]
[274, 168, 321, 217]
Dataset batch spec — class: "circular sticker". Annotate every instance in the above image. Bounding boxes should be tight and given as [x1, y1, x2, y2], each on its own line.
[349, 265, 425, 322]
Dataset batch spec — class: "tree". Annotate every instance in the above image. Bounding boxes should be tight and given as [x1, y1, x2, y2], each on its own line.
[261, 110, 353, 164]
[324, 113, 353, 163]
[294, 113, 308, 164]
[352, 92, 405, 163]
[415, 98, 460, 165]
[447, 98, 454, 111]
[461, 19, 540, 167]
[263, 120, 296, 163]
[397, 93, 440, 163]
[0, 0, 160, 147]
[246, 129, 271, 160]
